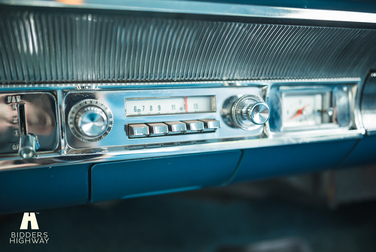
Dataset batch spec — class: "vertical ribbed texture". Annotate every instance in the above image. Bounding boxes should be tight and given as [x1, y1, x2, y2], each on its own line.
[1, 10, 376, 84]
[361, 73, 376, 132]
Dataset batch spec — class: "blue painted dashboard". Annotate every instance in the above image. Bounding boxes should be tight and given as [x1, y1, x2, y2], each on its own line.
[1, 136, 375, 215]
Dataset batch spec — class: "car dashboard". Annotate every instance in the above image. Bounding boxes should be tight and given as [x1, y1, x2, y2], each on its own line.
[0, 0, 376, 214]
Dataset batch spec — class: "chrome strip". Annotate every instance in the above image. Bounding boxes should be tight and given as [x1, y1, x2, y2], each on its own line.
[1, 0, 376, 24]
[0, 78, 362, 90]
[0, 129, 364, 172]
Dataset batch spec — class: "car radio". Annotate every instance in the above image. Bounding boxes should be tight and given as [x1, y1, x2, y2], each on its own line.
[63, 86, 268, 151]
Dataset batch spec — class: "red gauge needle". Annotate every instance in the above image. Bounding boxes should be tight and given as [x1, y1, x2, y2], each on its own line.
[185, 97, 188, 112]
[291, 104, 309, 119]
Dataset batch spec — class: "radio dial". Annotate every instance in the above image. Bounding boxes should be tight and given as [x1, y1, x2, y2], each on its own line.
[246, 102, 270, 125]
[76, 106, 108, 137]
[68, 99, 113, 142]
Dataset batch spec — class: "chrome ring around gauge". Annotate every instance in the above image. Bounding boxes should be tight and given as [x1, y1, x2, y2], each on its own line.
[68, 99, 114, 142]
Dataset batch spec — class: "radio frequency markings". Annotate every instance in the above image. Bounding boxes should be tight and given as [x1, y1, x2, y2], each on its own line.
[185, 97, 188, 112]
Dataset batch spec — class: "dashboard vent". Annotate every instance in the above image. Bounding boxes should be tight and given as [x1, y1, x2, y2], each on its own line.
[1, 11, 376, 84]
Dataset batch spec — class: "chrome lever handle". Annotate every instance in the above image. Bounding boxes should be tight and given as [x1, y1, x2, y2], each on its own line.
[17, 103, 40, 159]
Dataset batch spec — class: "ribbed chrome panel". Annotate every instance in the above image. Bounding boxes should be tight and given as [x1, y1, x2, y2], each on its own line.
[361, 73, 376, 132]
[1, 11, 376, 84]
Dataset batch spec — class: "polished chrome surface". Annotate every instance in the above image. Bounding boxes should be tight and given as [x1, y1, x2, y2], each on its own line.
[268, 84, 354, 134]
[248, 102, 270, 125]
[77, 107, 107, 137]
[201, 119, 220, 132]
[19, 134, 39, 159]
[222, 94, 267, 130]
[0, 92, 58, 156]
[17, 103, 40, 159]
[64, 87, 264, 149]
[147, 123, 169, 137]
[68, 99, 113, 142]
[128, 124, 150, 138]
[361, 72, 376, 134]
[2, 0, 376, 24]
[0, 79, 363, 170]
[1, 10, 376, 85]
[165, 121, 187, 135]
[183, 120, 204, 133]
[0, 128, 364, 172]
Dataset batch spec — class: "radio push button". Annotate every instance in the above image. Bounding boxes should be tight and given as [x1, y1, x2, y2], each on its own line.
[200, 119, 220, 132]
[183, 120, 204, 133]
[165, 121, 187, 135]
[147, 123, 169, 136]
[128, 124, 149, 138]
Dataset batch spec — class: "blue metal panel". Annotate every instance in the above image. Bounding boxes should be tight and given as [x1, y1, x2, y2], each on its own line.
[91, 151, 242, 203]
[342, 135, 376, 167]
[233, 140, 358, 183]
[0, 164, 89, 215]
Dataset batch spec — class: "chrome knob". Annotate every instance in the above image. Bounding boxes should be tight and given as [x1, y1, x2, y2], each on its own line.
[68, 99, 114, 142]
[76, 106, 108, 137]
[222, 95, 269, 130]
[19, 134, 40, 159]
[247, 102, 270, 125]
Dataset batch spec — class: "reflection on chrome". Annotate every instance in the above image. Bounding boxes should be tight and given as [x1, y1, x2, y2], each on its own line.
[0, 93, 59, 155]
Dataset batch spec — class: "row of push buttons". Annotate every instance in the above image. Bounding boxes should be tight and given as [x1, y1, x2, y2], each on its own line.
[126, 119, 220, 138]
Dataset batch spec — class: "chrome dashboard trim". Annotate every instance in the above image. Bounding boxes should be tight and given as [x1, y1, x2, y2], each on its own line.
[0, 78, 362, 90]
[0, 129, 364, 171]
[1, 0, 376, 24]
[0, 78, 365, 171]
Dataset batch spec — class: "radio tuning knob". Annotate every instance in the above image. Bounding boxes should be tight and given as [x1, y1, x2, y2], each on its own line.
[222, 95, 270, 130]
[247, 102, 270, 125]
[68, 99, 113, 142]
[76, 106, 108, 137]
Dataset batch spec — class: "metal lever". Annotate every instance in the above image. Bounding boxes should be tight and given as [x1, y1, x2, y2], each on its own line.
[18, 103, 40, 159]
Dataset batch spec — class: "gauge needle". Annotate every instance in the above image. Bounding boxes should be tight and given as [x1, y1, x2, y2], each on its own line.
[291, 104, 309, 119]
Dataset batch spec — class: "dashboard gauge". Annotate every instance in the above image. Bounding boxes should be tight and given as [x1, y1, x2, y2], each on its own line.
[277, 88, 337, 132]
[281, 93, 323, 129]
[268, 85, 352, 133]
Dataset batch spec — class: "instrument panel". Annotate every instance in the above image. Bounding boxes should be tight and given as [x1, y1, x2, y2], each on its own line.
[0, 79, 364, 170]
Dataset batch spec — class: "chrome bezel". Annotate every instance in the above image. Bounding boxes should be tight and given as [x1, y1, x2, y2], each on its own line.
[268, 85, 354, 133]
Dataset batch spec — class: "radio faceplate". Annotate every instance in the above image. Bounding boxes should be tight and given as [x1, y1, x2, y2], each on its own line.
[63, 87, 266, 150]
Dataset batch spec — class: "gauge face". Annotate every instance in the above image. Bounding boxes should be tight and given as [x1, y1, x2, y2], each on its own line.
[125, 96, 215, 116]
[281, 93, 323, 130]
